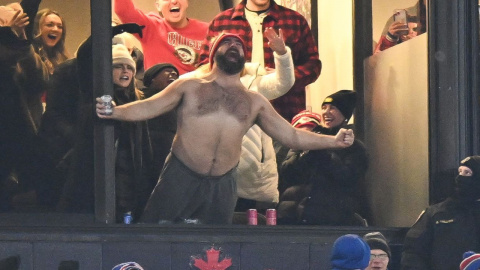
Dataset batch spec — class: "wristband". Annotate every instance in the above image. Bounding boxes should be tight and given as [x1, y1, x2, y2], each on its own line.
[386, 32, 399, 42]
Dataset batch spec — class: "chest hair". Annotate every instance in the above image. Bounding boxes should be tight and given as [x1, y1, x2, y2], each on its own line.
[196, 81, 251, 122]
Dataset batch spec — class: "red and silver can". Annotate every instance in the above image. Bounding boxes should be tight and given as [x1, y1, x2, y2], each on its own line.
[101, 95, 113, 115]
[266, 209, 276, 225]
[247, 209, 257, 225]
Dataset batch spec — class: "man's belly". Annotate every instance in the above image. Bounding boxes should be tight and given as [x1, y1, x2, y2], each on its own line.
[171, 140, 242, 176]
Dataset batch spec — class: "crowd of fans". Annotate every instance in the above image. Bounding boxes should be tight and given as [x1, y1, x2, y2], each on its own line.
[0, 0, 478, 269]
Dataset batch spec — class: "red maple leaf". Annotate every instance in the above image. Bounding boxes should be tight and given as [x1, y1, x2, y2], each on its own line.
[192, 247, 232, 270]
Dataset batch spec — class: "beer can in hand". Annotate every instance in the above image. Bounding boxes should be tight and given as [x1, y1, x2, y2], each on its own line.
[101, 95, 113, 115]
[266, 209, 276, 225]
[247, 209, 257, 225]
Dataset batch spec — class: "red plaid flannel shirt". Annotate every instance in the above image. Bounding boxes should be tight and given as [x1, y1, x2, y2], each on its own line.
[199, 0, 321, 121]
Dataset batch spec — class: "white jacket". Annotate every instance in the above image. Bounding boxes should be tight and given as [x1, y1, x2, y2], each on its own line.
[235, 47, 294, 202]
[181, 47, 295, 203]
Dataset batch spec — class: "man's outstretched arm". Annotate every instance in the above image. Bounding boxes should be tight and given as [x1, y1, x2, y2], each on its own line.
[96, 78, 188, 121]
[255, 94, 353, 150]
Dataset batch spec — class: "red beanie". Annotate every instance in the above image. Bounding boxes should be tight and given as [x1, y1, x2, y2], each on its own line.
[291, 110, 322, 129]
[209, 32, 247, 69]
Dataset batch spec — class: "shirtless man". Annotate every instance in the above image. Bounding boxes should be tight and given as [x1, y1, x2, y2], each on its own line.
[96, 33, 354, 225]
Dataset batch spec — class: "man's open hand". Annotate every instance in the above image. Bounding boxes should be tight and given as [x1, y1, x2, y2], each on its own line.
[265, 27, 286, 55]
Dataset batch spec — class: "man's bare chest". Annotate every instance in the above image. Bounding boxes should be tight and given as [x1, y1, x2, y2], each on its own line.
[194, 82, 252, 122]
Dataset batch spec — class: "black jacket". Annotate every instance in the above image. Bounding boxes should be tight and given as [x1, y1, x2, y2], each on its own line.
[278, 125, 369, 225]
[401, 198, 480, 270]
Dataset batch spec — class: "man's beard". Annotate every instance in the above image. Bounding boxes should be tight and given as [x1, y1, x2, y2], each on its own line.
[215, 50, 245, 75]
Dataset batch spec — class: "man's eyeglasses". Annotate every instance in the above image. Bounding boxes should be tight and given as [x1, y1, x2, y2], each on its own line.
[370, 253, 388, 260]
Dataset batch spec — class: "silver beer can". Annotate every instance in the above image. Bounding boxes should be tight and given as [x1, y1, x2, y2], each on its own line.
[101, 95, 113, 115]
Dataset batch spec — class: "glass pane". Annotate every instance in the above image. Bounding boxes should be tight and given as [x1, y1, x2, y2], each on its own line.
[372, 0, 427, 53]
[0, 0, 91, 216]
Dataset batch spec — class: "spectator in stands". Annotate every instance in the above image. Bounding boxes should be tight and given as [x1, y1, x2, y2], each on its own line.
[183, 28, 295, 214]
[37, 24, 144, 211]
[0, 5, 48, 212]
[401, 155, 480, 270]
[33, 8, 69, 75]
[95, 32, 354, 225]
[460, 252, 480, 270]
[33, 8, 69, 109]
[113, 0, 208, 73]
[331, 234, 371, 270]
[363, 232, 391, 270]
[374, 0, 426, 53]
[141, 63, 179, 192]
[277, 90, 369, 225]
[58, 37, 154, 222]
[199, 0, 321, 122]
[275, 109, 322, 176]
[111, 20, 145, 89]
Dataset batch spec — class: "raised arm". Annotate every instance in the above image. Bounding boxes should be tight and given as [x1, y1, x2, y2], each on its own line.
[20, 0, 41, 40]
[254, 94, 353, 150]
[114, 0, 151, 36]
[256, 28, 295, 100]
[96, 78, 188, 121]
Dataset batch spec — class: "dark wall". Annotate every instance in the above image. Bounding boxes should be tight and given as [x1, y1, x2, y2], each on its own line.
[0, 218, 406, 270]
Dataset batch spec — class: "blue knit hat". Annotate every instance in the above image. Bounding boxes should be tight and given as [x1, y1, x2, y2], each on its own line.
[331, 234, 371, 270]
[460, 251, 480, 270]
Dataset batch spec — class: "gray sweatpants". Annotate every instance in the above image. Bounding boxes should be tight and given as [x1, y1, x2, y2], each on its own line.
[140, 153, 237, 224]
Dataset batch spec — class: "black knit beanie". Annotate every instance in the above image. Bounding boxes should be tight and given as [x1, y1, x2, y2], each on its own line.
[322, 90, 357, 120]
[363, 232, 391, 258]
[143, 63, 178, 88]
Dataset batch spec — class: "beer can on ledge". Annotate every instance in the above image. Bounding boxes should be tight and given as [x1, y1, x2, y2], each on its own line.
[101, 95, 113, 115]
[123, 212, 133, 224]
[247, 209, 257, 225]
[266, 209, 276, 225]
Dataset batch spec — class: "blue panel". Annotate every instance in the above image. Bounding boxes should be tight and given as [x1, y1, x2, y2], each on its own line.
[0, 242, 33, 270]
[241, 243, 310, 270]
[310, 242, 334, 270]
[34, 242, 102, 269]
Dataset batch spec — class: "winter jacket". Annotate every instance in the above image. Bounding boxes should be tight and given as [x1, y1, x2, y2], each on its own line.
[401, 198, 480, 270]
[278, 125, 369, 225]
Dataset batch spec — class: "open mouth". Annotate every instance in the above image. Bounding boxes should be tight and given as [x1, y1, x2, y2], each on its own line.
[226, 48, 240, 57]
[170, 7, 180, 13]
[323, 117, 333, 124]
[120, 75, 130, 81]
[47, 33, 58, 41]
